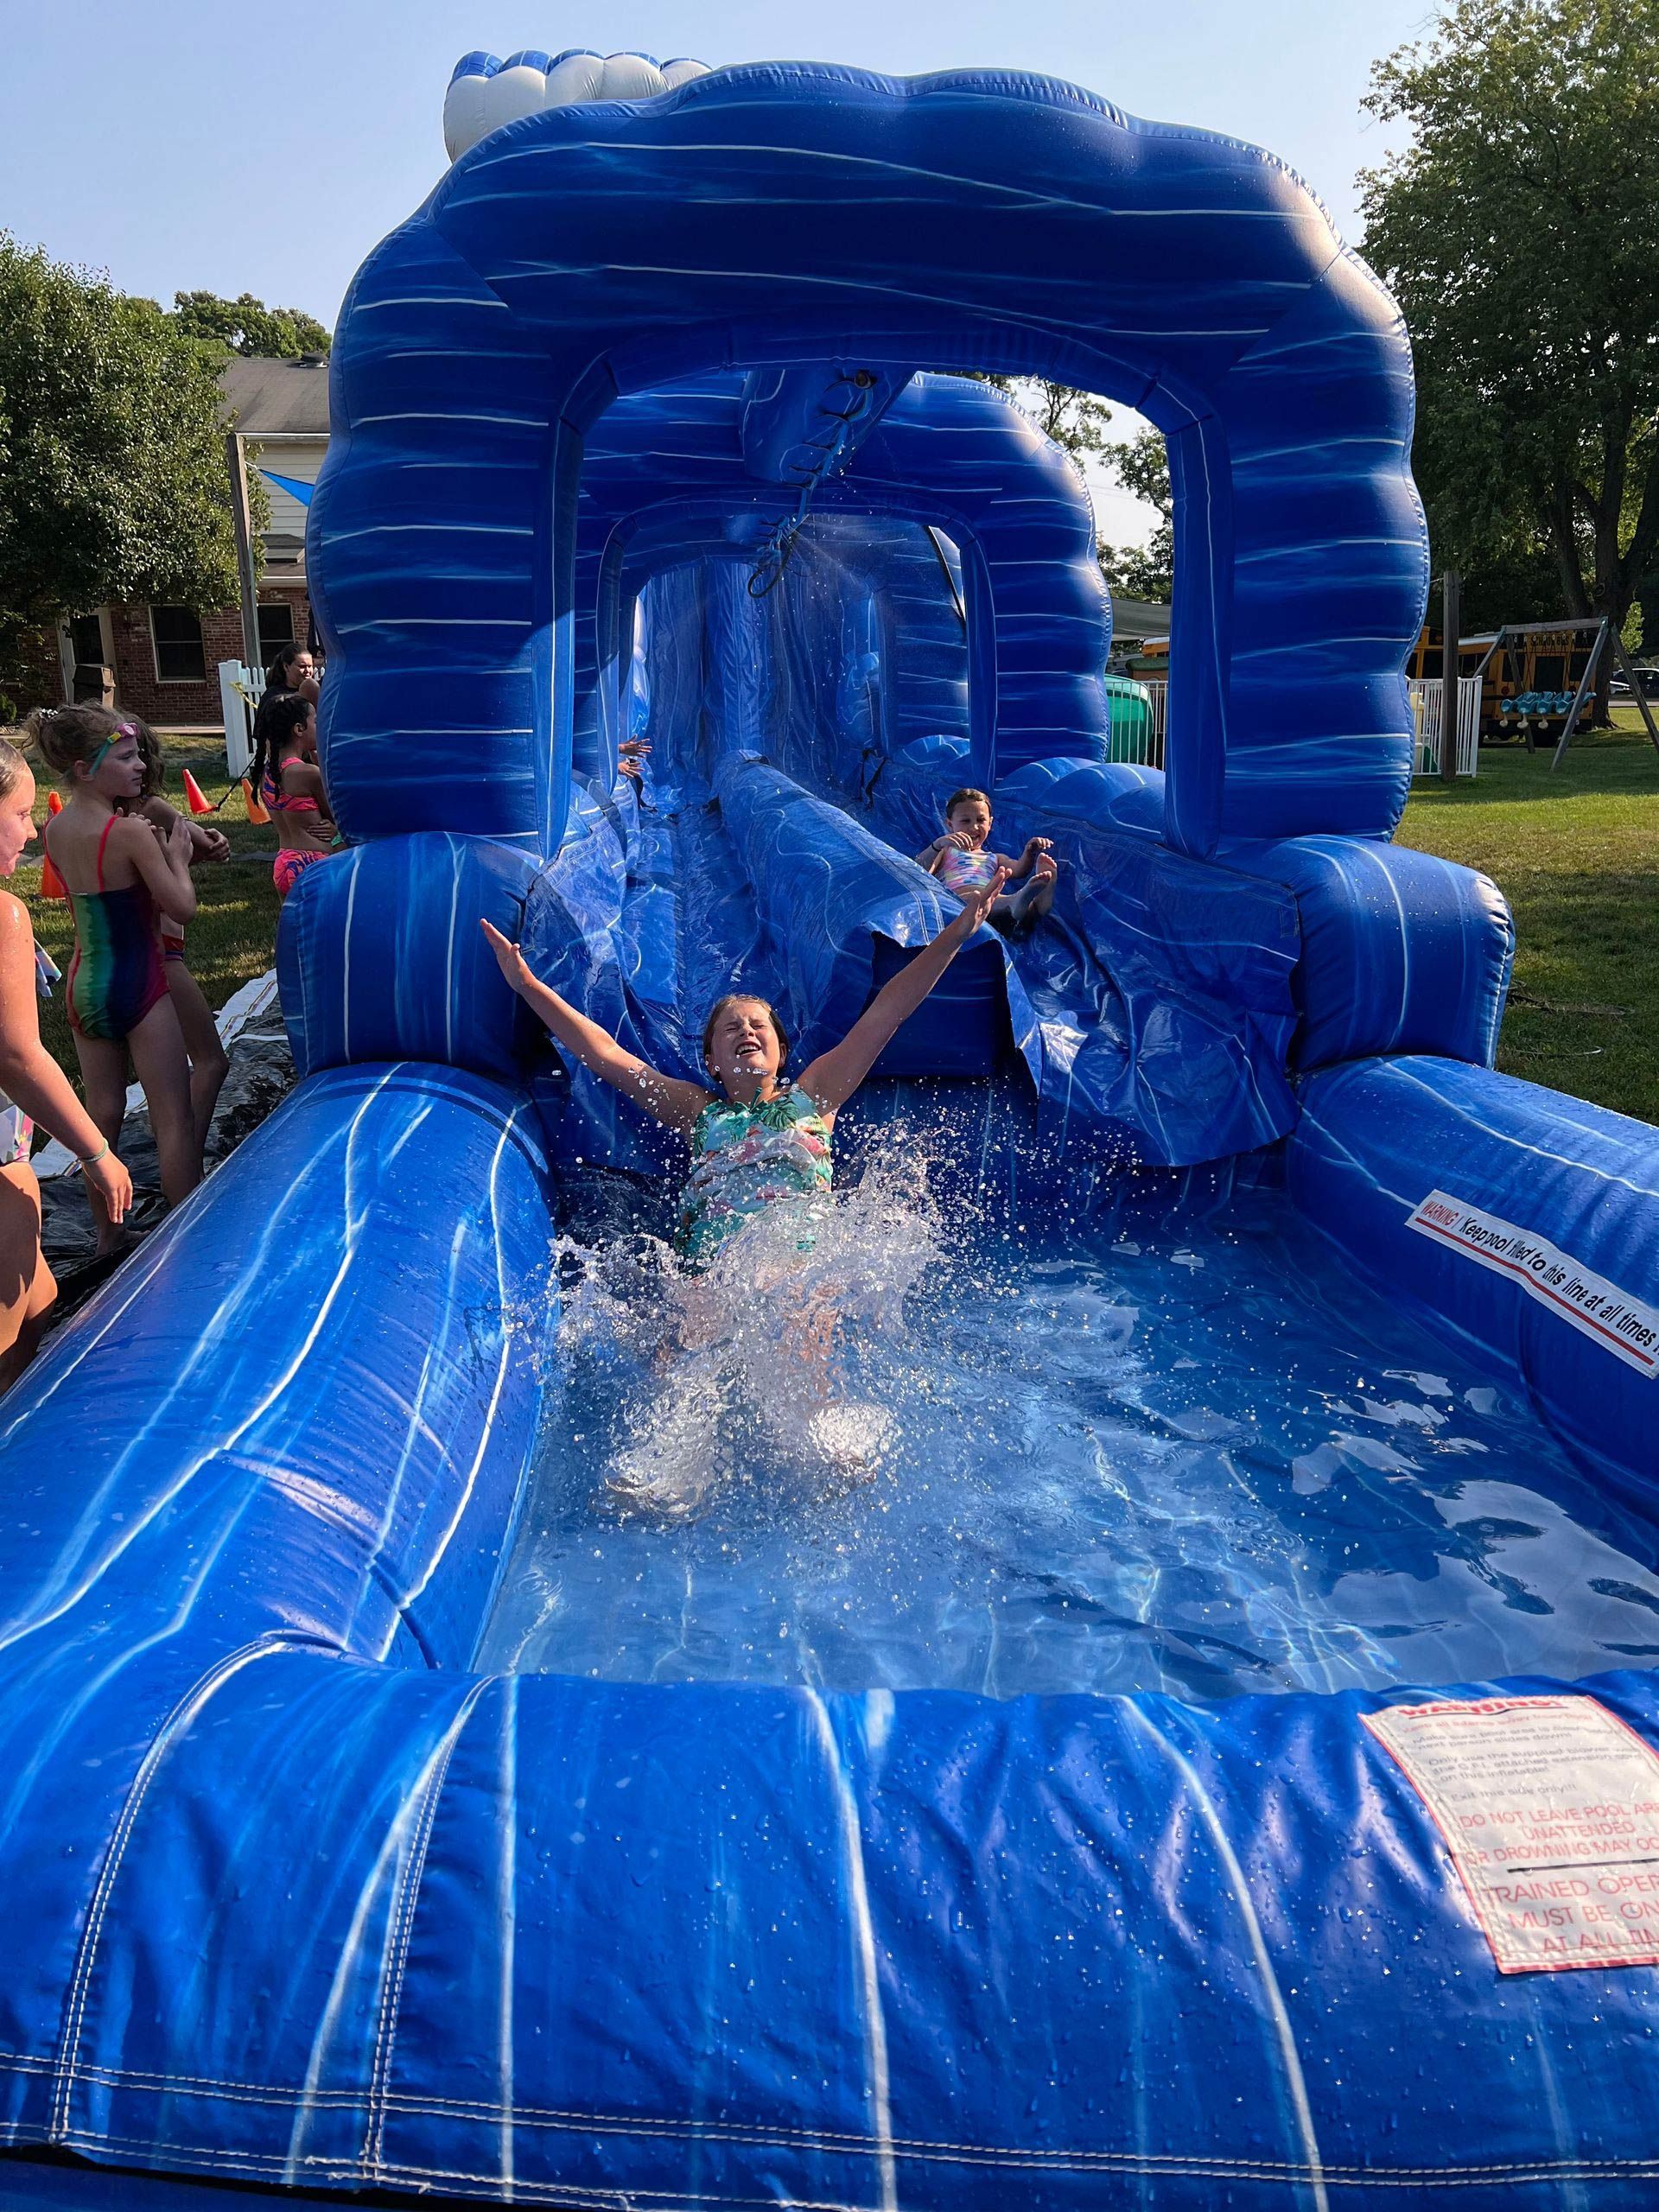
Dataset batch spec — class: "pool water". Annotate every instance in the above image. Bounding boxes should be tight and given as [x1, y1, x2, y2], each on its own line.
[478, 1135, 1659, 1701]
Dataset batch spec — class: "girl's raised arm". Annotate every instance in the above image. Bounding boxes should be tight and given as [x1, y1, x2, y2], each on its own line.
[797, 868, 1007, 1116]
[480, 918, 709, 1132]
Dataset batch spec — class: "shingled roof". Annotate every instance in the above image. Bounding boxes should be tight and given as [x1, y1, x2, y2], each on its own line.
[219, 353, 331, 435]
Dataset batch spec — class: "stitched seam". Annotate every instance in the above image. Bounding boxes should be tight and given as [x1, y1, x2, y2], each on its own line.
[48, 1637, 302, 2137]
[364, 1675, 489, 2178]
[6, 2070, 1659, 2185]
[21, 2127, 1659, 2202]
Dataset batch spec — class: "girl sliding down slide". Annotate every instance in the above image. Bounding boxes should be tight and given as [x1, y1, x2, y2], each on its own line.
[917, 786, 1058, 931]
[481, 867, 1007, 1269]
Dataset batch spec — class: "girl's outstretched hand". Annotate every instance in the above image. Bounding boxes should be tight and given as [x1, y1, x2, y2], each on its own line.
[942, 866, 1008, 943]
[480, 917, 531, 994]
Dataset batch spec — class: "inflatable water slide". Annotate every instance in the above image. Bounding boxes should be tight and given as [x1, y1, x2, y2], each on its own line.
[4, 47, 1659, 2212]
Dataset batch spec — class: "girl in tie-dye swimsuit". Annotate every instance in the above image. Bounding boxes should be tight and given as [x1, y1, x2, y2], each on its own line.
[480, 858, 1010, 1270]
[32, 704, 200, 1251]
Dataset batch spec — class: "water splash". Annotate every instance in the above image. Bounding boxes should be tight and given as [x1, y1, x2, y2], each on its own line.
[537, 1146, 942, 1522]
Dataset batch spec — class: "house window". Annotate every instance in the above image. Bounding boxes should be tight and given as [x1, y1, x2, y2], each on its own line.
[257, 602, 295, 661]
[150, 606, 207, 683]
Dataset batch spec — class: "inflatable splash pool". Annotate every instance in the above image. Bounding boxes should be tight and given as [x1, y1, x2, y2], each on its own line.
[4, 48, 1659, 2212]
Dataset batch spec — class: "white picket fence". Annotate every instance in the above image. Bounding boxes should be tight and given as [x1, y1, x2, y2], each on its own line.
[1409, 676, 1482, 778]
[216, 659, 266, 780]
[1104, 676, 1481, 779]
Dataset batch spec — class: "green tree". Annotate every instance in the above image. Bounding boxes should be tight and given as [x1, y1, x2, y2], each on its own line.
[970, 373, 1115, 464]
[0, 238, 247, 714]
[966, 372, 1175, 599]
[1359, 0, 1659, 714]
[171, 289, 331, 359]
[1014, 378, 1115, 462]
[1098, 428, 1173, 603]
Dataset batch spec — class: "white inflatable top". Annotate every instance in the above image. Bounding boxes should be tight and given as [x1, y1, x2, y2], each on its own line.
[443, 48, 714, 162]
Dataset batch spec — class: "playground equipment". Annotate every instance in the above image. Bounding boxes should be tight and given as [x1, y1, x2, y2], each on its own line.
[3, 49, 1659, 2212]
[1410, 613, 1659, 765]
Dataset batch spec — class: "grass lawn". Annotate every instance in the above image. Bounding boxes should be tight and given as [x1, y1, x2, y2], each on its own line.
[1397, 714, 1659, 1126]
[14, 734, 283, 1080]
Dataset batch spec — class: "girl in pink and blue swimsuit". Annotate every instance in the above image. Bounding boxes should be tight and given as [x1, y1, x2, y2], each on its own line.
[251, 692, 336, 901]
[917, 786, 1058, 930]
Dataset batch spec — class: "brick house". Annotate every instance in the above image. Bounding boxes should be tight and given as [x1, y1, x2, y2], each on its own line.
[59, 353, 329, 732]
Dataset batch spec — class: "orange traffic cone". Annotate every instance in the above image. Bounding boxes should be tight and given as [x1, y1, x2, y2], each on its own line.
[241, 777, 270, 827]
[39, 791, 67, 899]
[181, 769, 215, 816]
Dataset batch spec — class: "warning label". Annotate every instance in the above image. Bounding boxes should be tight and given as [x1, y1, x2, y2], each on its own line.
[1405, 1190, 1659, 1376]
[1363, 1696, 1659, 1974]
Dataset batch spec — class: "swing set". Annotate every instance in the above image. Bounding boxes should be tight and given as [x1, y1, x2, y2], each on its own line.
[1413, 615, 1659, 769]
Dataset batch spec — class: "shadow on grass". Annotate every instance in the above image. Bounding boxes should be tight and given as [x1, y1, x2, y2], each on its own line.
[1408, 734, 1659, 809]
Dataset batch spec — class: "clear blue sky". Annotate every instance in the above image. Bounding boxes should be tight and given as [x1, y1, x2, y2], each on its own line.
[1, 0, 1435, 543]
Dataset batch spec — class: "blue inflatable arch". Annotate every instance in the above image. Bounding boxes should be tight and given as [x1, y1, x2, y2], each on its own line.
[573, 371, 1110, 788]
[315, 62, 1427, 859]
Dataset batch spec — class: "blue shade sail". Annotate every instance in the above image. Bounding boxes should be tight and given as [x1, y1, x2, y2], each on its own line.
[257, 468, 315, 507]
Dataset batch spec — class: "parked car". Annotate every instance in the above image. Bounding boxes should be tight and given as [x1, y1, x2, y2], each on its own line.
[1611, 665, 1659, 697]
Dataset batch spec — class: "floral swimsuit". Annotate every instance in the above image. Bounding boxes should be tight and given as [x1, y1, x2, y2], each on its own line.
[675, 1084, 833, 1271]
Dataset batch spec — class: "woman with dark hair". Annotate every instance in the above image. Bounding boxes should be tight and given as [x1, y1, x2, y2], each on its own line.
[249, 643, 320, 789]
[263, 641, 317, 702]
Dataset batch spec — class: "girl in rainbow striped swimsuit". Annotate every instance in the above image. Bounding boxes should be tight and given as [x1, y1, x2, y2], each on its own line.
[32, 705, 200, 1253]
[917, 786, 1058, 931]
